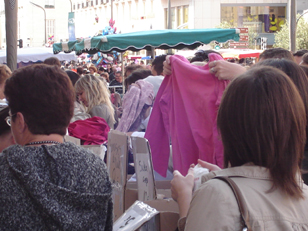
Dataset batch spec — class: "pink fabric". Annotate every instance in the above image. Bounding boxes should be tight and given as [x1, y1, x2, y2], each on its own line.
[116, 80, 154, 133]
[68, 116, 110, 145]
[145, 54, 228, 177]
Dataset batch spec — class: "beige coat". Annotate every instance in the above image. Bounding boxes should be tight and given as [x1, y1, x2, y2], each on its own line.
[179, 165, 308, 231]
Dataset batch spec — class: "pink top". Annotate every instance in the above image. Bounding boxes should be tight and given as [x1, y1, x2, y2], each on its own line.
[145, 53, 228, 176]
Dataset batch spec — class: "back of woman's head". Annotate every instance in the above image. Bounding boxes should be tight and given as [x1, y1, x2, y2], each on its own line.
[75, 74, 114, 122]
[4, 64, 74, 135]
[218, 66, 306, 198]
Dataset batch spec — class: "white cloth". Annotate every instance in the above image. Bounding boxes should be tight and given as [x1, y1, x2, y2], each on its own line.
[143, 75, 164, 98]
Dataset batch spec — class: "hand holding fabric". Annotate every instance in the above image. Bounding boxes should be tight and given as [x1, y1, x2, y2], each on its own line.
[209, 60, 246, 81]
[163, 55, 172, 76]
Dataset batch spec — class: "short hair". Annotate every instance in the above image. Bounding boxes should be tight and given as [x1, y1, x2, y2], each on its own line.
[65, 70, 80, 86]
[76, 67, 83, 75]
[124, 69, 152, 89]
[302, 53, 308, 65]
[293, 49, 308, 57]
[124, 64, 142, 77]
[218, 66, 306, 198]
[191, 50, 222, 63]
[116, 71, 122, 76]
[0, 64, 12, 85]
[151, 55, 167, 75]
[43, 57, 61, 67]
[100, 72, 110, 82]
[89, 66, 97, 72]
[259, 48, 294, 61]
[75, 74, 115, 123]
[98, 66, 105, 72]
[4, 64, 75, 135]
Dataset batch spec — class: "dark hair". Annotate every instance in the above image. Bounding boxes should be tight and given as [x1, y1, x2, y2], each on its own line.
[259, 48, 294, 61]
[191, 50, 222, 63]
[218, 66, 306, 198]
[152, 55, 167, 75]
[65, 70, 80, 86]
[116, 71, 122, 76]
[0, 107, 10, 136]
[4, 64, 74, 135]
[124, 69, 152, 89]
[256, 59, 308, 137]
[76, 67, 83, 75]
[43, 57, 61, 67]
[293, 49, 308, 57]
[124, 64, 142, 77]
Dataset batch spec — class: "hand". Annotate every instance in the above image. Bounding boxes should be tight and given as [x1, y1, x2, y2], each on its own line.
[163, 55, 172, 76]
[197, 159, 221, 171]
[171, 167, 194, 202]
[171, 167, 194, 218]
[209, 60, 246, 81]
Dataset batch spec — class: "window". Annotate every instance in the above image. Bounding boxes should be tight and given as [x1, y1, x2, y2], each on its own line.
[96, 0, 98, 5]
[165, 6, 188, 29]
[45, 0, 55, 9]
[73, 4, 76, 10]
[82, 3, 84, 8]
[91, 1, 94, 7]
[46, 19, 55, 38]
[221, 5, 287, 33]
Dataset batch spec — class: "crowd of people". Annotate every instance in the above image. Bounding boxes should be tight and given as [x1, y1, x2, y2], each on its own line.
[1, 47, 308, 230]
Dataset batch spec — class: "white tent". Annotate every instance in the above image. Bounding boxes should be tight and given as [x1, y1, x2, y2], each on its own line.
[0, 47, 77, 64]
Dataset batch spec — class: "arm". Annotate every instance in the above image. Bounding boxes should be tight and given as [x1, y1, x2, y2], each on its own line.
[209, 60, 247, 81]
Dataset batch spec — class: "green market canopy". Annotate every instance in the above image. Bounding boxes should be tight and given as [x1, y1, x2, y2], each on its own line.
[53, 29, 240, 55]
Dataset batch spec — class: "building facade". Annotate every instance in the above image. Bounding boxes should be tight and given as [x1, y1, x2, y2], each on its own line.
[0, 0, 307, 49]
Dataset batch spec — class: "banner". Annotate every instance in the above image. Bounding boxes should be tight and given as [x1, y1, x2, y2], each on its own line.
[68, 12, 76, 41]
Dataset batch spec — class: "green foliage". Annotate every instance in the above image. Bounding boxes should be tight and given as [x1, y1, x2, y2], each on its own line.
[214, 21, 258, 49]
[274, 14, 308, 50]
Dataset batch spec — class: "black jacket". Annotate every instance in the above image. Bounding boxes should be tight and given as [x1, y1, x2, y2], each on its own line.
[0, 142, 113, 230]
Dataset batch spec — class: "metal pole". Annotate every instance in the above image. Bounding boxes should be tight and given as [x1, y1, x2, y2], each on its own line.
[5, 0, 18, 71]
[167, 0, 172, 54]
[30, 2, 47, 45]
[111, 0, 113, 21]
[289, 0, 296, 52]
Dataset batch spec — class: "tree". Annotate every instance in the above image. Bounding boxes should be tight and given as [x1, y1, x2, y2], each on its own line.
[274, 14, 308, 50]
[214, 21, 258, 49]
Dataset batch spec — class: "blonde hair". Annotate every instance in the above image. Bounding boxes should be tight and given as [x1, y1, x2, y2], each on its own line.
[0, 64, 12, 85]
[75, 74, 115, 123]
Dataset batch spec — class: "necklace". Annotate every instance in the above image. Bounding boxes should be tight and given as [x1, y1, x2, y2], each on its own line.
[25, 141, 61, 146]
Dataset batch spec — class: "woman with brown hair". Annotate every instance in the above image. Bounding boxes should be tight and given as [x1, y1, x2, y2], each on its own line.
[171, 66, 308, 230]
[1, 64, 112, 230]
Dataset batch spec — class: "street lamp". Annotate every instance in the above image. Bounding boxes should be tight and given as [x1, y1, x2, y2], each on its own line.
[30, 2, 46, 45]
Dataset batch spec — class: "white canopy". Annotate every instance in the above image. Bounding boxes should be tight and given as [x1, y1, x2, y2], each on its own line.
[0, 47, 77, 63]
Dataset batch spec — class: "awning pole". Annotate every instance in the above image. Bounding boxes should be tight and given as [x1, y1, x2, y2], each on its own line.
[121, 52, 125, 94]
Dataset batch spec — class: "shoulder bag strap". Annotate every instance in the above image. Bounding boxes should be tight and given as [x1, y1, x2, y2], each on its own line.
[214, 176, 251, 231]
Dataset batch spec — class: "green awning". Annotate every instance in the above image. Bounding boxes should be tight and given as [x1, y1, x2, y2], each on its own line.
[53, 29, 239, 55]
